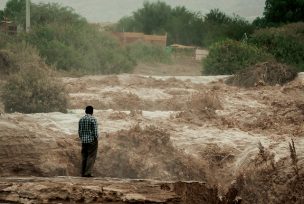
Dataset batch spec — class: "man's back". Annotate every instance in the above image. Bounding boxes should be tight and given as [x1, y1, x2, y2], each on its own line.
[78, 114, 98, 144]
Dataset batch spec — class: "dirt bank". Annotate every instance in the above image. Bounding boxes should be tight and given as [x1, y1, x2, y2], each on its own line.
[0, 177, 221, 204]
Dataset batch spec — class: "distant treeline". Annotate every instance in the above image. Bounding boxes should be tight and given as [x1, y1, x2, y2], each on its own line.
[114, 2, 254, 47]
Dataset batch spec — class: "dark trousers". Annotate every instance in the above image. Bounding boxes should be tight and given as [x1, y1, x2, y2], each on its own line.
[81, 139, 98, 176]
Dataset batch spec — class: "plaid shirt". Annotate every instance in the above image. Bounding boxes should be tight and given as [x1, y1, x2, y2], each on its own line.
[78, 114, 99, 144]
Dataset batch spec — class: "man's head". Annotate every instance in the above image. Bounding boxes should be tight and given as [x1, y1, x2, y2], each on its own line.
[85, 106, 94, 115]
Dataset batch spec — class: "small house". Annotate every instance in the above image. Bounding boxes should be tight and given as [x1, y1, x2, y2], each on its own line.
[0, 19, 17, 35]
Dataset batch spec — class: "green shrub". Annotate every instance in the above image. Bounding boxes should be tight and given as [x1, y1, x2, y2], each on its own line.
[126, 41, 171, 64]
[250, 23, 304, 71]
[27, 22, 135, 74]
[0, 33, 11, 49]
[26, 20, 135, 74]
[1, 44, 68, 113]
[203, 40, 272, 75]
[0, 50, 15, 75]
[1, 41, 43, 75]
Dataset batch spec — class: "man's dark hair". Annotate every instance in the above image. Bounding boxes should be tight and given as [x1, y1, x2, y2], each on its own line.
[85, 106, 94, 114]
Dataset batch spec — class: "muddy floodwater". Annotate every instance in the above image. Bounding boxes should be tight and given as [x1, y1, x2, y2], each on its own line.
[1, 74, 304, 203]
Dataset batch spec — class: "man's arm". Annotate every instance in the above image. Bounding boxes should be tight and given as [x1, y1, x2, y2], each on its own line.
[78, 119, 82, 138]
[91, 118, 99, 139]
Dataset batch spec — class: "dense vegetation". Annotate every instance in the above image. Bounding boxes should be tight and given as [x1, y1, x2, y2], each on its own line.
[27, 23, 135, 73]
[250, 23, 304, 71]
[1, 0, 136, 74]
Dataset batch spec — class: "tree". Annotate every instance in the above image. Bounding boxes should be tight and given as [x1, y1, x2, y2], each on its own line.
[116, 16, 137, 32]
[166, 6, 203, 45]
[132, 1, 172, 34]
[2, 0, 87, 28]
[3, 0, 25, 24]
[30, 3, 86, 26]
[201, 9, 254, 46]
[204, 9, 231, 24]
[264, 0, 304, 24]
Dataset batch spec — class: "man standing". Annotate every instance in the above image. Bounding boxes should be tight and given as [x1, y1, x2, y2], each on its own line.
[78, 106, 99, 177]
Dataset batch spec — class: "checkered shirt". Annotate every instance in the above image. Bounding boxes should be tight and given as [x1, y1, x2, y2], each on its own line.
[78, 114, 99, 144]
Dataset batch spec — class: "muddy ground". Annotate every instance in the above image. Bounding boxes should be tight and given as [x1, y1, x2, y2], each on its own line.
[0, 73, 304, 203]
[0, 177, 221, 204]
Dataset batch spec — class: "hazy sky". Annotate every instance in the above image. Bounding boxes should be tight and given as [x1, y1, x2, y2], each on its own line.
[0, 0, 266, 23]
